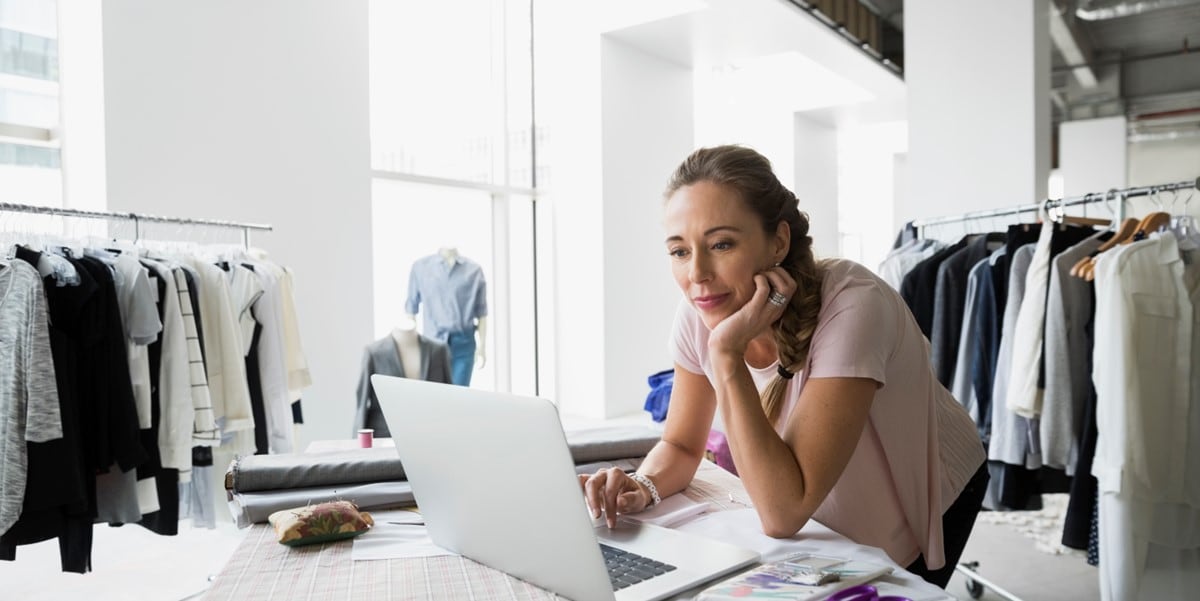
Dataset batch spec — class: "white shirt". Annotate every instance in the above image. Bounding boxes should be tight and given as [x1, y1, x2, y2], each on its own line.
[1006, 220, 1055, 418]
[1091, 234, 1200, 600]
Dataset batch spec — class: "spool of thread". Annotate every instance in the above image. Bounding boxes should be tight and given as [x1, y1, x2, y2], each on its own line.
[358, 429, 374, 448]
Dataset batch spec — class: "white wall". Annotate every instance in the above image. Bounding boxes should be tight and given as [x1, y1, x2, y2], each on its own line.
[536, 2, 606, 418]
[57, 0, 106, 212]
[793, 115, 839, 260]
[1128, 137, 1200, 218]
[905, 0, 1050, 226]
[600, 38, 693, 418]
[101, 0, 373, 450]
[1060, 116, 1127, 196]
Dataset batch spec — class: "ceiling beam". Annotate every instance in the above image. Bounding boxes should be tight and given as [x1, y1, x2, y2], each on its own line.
[1049, 2, 1099, 88]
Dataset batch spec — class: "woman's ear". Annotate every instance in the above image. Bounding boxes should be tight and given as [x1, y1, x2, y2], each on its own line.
[773, 220, 791, 263]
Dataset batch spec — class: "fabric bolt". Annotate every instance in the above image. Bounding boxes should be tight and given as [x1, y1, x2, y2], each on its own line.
[1090, 234, 1200, 600]
[931, 233, 1006, 387]
[355, 334, 452, 436]
[404, 253, 488, 342]
[1041, 233, 1107, 472]
[446, 331, 477, 386]
[672, 259, 985, 570]
[0, 261, 63, 536]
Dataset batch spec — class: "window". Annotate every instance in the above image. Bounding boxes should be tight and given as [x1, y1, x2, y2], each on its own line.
[0, 0, 60, 207]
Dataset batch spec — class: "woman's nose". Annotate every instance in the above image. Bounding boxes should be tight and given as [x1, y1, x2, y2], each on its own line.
[688, 255, 711, 283]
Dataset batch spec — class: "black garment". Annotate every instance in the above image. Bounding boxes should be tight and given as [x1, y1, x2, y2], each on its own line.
[136, 262, 178, 536]
[905, 460, 990, 588]
[0, 248, 94, 573]
[893, 222, 919, 251]
[76, 256, 147, 473]
[931, 232, 1006, 387]
[245, 322, 269, 455]
[1063, 286, 1099, 550]
[291, 400, 304, 424]
[900, 237, 969, 338]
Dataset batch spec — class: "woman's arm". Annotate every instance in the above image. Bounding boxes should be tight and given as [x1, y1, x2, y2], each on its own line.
[580, 364, 715, 527]
[711, 352, 875, 538]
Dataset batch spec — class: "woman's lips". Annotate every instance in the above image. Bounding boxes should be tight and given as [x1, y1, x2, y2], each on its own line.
[693, 293, 729, 311]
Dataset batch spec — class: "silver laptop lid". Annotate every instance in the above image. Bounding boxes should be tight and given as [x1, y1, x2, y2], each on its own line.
[372, 375, 616, 601]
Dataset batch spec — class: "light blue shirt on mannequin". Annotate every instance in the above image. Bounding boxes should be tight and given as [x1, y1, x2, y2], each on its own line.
[404, 253, 488, 342]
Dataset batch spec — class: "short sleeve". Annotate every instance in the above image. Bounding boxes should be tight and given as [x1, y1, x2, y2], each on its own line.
[668, 298, 705, 375]
[807, 277, 896, 386]
[471, 269, 488, 318]
[128, 262, 163, 345]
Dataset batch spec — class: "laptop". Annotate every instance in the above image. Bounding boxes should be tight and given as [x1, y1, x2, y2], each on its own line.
[371, 375, 760, 601]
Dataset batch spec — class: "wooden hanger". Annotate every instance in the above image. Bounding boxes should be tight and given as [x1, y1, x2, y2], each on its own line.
[1069, 217, 1139, 278]
[1131, 211, 1172, 241]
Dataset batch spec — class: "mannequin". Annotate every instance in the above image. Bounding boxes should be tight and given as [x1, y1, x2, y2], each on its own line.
[405, 246, 489, 386]
[391, 315, 422, 379]
[405, 312, 486, 368]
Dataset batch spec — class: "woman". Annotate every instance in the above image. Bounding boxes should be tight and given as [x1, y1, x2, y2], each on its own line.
[579, 145, 988, 588]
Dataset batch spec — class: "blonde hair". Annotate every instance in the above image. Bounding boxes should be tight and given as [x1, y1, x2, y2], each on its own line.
[665, 145, 824, 422]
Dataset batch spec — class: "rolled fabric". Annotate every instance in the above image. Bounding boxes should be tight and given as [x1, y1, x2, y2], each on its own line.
[229, 481, 414, 528]
[227, 425, 662, 493]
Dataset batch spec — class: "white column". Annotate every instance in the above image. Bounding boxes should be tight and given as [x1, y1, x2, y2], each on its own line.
[1059, 116, 1127, 196]
[101, 0, 373, 449]
[793, 115, 839, 260]
[905, 0, 1051, 227]
[57, 0, 106, 213]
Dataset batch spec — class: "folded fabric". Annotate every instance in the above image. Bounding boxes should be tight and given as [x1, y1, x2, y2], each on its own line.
[268, 500, 374, 546]
[229, 481, 414, 528]
[227, 425, 662, 493]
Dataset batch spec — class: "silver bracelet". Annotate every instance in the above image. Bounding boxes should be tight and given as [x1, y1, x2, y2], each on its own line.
[629, 472, 661, 507]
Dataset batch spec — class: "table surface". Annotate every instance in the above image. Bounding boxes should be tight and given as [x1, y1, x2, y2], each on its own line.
[205, 449, 947, 601]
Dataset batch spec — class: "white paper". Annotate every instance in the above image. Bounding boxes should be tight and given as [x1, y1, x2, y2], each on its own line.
[351, 510, 455, 561]
[620, 493, 712, 528]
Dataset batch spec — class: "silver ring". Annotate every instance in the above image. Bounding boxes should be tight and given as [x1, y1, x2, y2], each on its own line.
[768, 291, 788, 307]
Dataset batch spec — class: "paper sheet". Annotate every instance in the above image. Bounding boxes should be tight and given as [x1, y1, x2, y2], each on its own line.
[620, 493, 712, 528]
[351, 509, 456, 561]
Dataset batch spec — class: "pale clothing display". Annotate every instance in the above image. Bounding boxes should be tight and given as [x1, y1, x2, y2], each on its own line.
[671, 259, 985, 569]
[183, 257, 255, 439]
[1005, 221, 1055, 419]
[246, 261, 296, 455]
[1091, 234, 1200, 601]
[142, 259, 197, 482]
[0, 261, 63, 536]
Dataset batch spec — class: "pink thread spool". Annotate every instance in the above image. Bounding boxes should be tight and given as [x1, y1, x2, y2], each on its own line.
[358, 429, 374, 448]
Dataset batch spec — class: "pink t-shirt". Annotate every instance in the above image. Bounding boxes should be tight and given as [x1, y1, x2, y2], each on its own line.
[670, 259, 985, 569]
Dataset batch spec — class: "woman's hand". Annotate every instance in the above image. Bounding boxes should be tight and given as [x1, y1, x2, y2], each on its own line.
[708, 265, 796, 355]
[577, 468, 654, 528]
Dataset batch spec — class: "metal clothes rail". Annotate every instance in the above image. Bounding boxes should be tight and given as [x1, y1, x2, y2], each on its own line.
[911, 177, 1200, 235]
[911, 176, 1200, 600]
[0, 201, 273, 247]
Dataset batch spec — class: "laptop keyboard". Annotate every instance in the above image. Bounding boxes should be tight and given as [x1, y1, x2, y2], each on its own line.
[600, 543, 677, 591]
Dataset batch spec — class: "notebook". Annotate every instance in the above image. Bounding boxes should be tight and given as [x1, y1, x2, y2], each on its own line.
[372, 375, 760, 601]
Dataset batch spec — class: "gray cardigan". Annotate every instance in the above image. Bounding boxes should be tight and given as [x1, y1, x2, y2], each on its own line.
[354, 334, 452, 436]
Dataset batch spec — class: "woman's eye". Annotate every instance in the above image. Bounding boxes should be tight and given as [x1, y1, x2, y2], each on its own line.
[668, 248, 688, 258]
[712, 241, 733, 250]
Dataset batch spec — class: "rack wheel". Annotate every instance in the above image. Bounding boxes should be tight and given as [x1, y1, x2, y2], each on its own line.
[965, 578, 984, 599]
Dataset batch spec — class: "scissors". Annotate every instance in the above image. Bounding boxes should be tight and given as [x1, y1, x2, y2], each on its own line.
[826, 584, 913, 601]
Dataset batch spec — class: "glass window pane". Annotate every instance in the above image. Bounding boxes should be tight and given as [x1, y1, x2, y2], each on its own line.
[372, 179, 499, 390]
[370, 0, 516, 184]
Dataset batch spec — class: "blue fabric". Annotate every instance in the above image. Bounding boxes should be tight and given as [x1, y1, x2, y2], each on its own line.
[643, 369, 674, 422]
[405, 254, 488, 342]
[970, 258, 999, 446]
[447, 332, 477, 387]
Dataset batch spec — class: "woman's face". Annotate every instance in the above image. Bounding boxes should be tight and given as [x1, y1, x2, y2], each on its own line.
[663, 180, 786, 330]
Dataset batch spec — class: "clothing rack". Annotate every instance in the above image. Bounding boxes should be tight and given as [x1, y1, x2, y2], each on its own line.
[911, 177, 1200, 236]
[908, 176, 1200, 600]
[0, 201, 273, 248]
